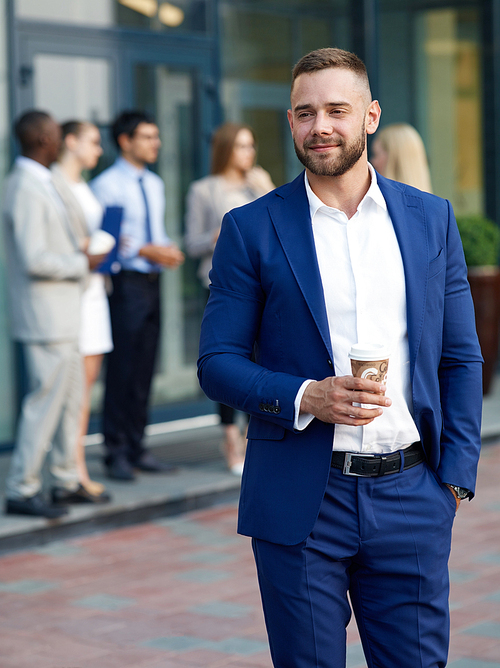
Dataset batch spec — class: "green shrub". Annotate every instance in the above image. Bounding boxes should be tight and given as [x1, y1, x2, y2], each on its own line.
[456, 214, 500, 267]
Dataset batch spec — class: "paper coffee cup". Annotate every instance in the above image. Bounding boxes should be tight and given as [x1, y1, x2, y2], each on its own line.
[349, 343, 389, 383]
[87, 229, 116, 255]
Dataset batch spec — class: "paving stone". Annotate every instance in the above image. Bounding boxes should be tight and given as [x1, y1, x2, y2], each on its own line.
[486, 591, 500, 603]
[449, 569, 480, 583]
[208, 637, 269, 655]
[190, 601, 252, 618]
[0, 579, 58, 594]
[143, 635, 207, 651]
[72, 594, 136, 611]
[346, 642, 367, 668]
[174, 568, 231, 584]
[182, 550, 235, 565]
[463, 621, 500, 638]
[448, 661, 500, 668]
[34, 542, 85, 558]
[475, 552, 500, 565]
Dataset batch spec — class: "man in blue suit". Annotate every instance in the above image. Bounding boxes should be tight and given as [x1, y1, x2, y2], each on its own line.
[198, 48, 482, 668]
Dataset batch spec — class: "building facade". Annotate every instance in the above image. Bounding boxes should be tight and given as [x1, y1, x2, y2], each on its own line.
[0, 0, 496, 446]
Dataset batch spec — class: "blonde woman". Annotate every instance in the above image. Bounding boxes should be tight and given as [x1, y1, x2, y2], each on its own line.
[371, 123, 432, 193]
[52, 120, 112, 503]
[185, 122, 274, 474]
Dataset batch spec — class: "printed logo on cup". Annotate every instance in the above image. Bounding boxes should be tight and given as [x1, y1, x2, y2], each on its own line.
[349, 343, 389, 384]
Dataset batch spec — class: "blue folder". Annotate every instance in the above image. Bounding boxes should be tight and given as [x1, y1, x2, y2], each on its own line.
[97, 206, 124, 274]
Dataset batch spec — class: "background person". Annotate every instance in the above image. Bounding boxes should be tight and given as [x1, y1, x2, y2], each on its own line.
[90, 111, 185, 482]
[3, 111, 106, 518]
[51, 120, 112, 503]
[185, 122, 274, 474]
[198, 48, 482, 667]
[370, 122, 432, 192]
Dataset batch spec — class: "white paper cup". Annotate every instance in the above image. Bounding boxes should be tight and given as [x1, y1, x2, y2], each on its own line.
[349, 343, 389, 383]
[87, 229, 116, 255]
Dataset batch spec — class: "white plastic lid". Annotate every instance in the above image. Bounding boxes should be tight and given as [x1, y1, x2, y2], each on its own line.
[348, 343, 390, 361]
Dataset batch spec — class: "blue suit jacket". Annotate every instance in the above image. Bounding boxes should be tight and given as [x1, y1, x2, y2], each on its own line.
[198, 172, 483, 545]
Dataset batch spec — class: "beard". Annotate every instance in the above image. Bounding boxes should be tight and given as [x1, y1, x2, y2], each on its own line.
[293, 122, 366, 177]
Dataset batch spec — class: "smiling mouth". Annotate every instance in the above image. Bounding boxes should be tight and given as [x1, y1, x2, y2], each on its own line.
[308, 144, 340, 151]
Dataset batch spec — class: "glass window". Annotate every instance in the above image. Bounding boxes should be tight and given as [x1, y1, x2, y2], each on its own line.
[15, 0, 210, 33]
[221, 8, 294, 84]
[220, 0, 351, 187]
[378, 3, 483, 216]
[15, 0, 114, 26]
[33, 54, 112, 124]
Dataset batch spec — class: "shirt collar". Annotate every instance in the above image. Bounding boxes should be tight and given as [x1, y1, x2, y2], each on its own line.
[116, 156, 147, 179]
[304, 162, 387, 221]
[16, 156, 52, 184]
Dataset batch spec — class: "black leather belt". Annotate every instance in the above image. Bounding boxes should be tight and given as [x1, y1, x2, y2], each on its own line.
[120, 270, 160, 282]
[331, 441, 423, 477]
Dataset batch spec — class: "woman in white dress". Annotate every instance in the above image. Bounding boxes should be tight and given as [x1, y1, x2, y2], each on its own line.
[185, 122, 274, 474]
[52, 121, 112, 501]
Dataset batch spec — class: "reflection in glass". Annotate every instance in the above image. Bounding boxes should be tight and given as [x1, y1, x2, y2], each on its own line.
[117, 0, 206, 32]
[15, 0, 206, 32]
[419, 8, 483, 215]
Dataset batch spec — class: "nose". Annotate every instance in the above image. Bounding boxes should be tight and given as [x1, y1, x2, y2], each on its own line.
[311, 111, 334, 136]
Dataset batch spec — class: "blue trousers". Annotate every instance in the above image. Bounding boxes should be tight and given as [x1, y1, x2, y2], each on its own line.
[252, 461, 456, 668]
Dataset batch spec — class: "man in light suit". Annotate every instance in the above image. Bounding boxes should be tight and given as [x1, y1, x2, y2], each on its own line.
[198, 48, 483, 667]
[3, 111, 105, 518]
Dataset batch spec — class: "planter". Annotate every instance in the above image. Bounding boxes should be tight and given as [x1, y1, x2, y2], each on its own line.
[467, 266, 500, 394]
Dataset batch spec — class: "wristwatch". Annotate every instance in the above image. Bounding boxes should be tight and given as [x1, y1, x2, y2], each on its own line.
[447, 484, 470, 501]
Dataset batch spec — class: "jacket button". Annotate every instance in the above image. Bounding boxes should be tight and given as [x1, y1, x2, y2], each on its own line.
[327, 359, 333, 368]
[259, 403, 264, 411]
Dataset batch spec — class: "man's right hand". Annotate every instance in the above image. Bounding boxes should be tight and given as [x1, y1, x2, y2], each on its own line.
[139, 244, 185, 268]
[300, 375, 391, 425]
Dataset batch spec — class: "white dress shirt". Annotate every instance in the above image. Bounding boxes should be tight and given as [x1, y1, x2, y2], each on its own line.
[90, 157, 172, 273]
[295, 164, 420, 454]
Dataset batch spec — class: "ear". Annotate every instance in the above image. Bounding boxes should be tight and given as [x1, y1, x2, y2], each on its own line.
[64, 133, 79, 152]
[287, 109, 294, 133]
[117, 132, 131, 152]
[366, 100, 381, 136]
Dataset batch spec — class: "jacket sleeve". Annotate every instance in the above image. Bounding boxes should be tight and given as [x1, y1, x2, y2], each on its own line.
[184, 181, 218, 258]
[198, 210, 308, 432]
[12, 189, 88, 281]
[436, 200, 483, 495]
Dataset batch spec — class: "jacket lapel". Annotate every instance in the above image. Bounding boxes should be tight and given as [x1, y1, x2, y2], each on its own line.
[268, 173, 333, 359]
[377, 175, 428, 381]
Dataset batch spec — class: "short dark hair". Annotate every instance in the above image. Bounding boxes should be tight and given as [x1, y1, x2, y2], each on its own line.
[14, 110, 53, 153]
[292, 47, 370, 97]
[111, 110, 156, 149]
[61, 120, 89, 140]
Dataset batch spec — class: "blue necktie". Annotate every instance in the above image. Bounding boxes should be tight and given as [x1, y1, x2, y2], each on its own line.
[138, 176, 153, 244]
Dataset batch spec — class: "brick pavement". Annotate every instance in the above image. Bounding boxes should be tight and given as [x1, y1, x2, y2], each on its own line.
[2, 445, 500, 667]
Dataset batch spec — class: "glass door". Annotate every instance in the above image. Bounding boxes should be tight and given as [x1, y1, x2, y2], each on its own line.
[13, 21, 219, 415]
[132, 61, 206, 406]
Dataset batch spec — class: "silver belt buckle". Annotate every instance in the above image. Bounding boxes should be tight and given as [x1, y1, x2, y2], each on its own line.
[343, 453, 361, 476]
[342, 451, 376, 476]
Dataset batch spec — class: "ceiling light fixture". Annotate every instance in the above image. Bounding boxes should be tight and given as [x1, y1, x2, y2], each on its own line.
[158, 2, 185, 27]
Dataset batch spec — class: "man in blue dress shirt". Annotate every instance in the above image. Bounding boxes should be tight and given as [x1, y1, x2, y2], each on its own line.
[91, 111, 184, 481]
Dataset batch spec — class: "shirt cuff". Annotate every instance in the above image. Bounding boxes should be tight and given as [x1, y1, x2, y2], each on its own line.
[294, 379, 316, 431]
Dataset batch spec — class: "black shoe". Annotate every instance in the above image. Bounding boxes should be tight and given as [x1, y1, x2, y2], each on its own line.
[106, 456, 135, 481]
[133, 451, 177, 473]
[5, 493, 68, 519]
[51, 483, 112, 505]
